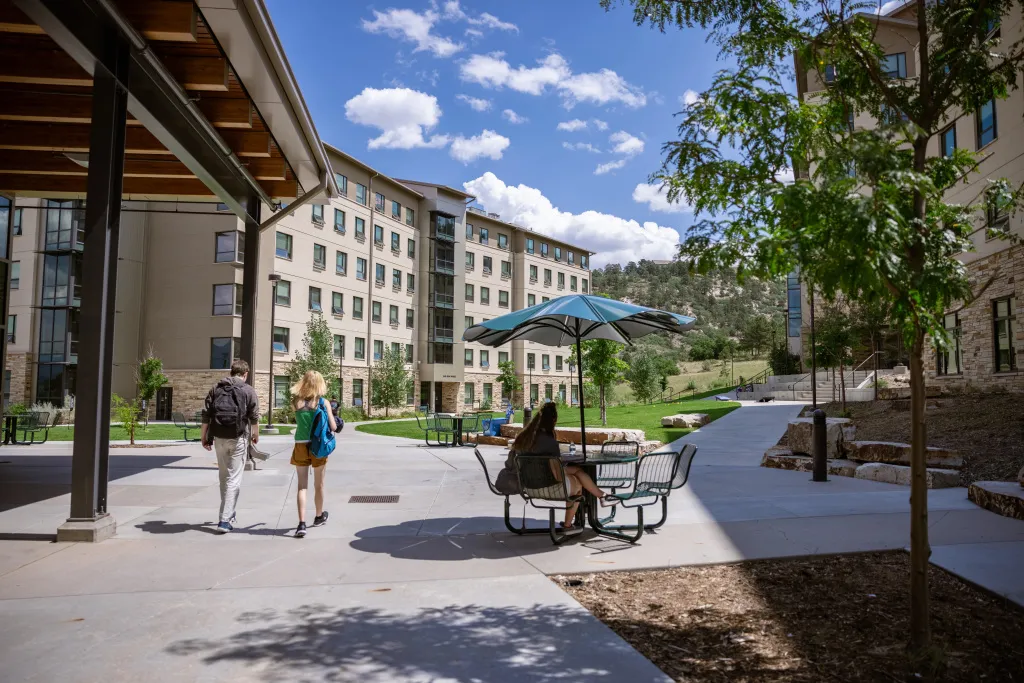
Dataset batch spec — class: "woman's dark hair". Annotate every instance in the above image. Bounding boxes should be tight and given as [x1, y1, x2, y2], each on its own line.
[513, 402, 558, 452]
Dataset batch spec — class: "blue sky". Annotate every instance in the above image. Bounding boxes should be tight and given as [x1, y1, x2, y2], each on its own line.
[265, 0, 720, 266]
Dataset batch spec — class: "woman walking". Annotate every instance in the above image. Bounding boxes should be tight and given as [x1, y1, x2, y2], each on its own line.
[289, 370, 337, 538]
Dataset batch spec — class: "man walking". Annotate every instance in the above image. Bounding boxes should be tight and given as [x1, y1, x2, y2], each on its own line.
[200, 359, 260, 534]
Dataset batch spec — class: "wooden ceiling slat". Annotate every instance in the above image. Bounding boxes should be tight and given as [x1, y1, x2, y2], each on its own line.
[0, 172, 298, 201]
[0, 150, 200, 178]
[162, 55, 229, 92]
[0, 0, 197, 42]
[0, 3, 43, 34]
[219, 131, 272, 158]
[0, 48, 90, 87]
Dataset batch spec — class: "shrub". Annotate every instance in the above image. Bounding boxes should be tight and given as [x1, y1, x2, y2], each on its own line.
[769, 344, 802, 376]
[701, 360, 713, 372]
[685, 379, 697, 392]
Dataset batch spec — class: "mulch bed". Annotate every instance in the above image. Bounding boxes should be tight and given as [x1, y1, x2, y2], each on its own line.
[560, 552, 1024, 683]
[794, 395, 1024, 485]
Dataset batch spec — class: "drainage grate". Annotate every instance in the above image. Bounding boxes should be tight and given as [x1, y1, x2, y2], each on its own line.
[348, 495, 400, 504]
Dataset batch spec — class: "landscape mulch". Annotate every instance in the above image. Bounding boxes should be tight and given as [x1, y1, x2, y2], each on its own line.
[560, 551, 1024, 683]
[796, 395, 1024, 485]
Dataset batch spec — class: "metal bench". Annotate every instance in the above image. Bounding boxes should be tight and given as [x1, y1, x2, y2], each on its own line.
[16, 411, 51, 445]
[605, 443, 698, 532]
[514, 452, 584, 545]
[172, 411, 201, 441]
[473, 448, 547, 536]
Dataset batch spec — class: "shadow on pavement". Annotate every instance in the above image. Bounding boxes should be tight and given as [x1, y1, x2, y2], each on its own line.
[350, 516, 564, 560]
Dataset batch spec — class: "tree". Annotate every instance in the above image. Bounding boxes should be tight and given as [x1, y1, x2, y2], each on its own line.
[370, 347, 412, 417]
[289, 313, 340, 399]
[740, 316, 773, 357]
[687, 332, 721, 361]
[569, 340, 627, 426]
[814, 302, 857, 410]
[602, 0, 1024, 652]
[135, 350, 168, 410]
[111, 393, 141, 445]
[624, 347, 661, 403]
[496, 359, 522, 407]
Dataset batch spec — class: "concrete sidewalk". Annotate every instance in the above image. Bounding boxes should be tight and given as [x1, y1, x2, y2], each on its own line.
[1, 401, 1021, 681]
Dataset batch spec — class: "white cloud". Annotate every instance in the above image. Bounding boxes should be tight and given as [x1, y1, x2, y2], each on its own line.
[465, 28, 483, 38]
[443, 1, 518, 32]
[450, 130, 510, 163]
[609, 131, 644, 156]
[460, 52, 646, 108]
[632, 183, 692, 214]
[876, 1, 905, 14]
[463, 172, 681, 267]
[557, 118, 589, 132]
[344, 87, 450, 150]
[362, 9, 463, 58]
[456, 94, 492, 112]
[563, 142, 601, 153]
[502, 109, 528, 124]
[592, 119, 609, 131]
[594, 159, 628, 175]
[680, 89, 701, 107]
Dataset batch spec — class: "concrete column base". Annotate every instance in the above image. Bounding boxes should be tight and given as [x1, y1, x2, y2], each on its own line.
[56, 514, 116, 543]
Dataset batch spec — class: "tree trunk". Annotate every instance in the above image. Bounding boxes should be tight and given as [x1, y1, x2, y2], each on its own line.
[599, 385, 607, 426]
[909, 325, 931, 650]
[839, 362, 846, 413]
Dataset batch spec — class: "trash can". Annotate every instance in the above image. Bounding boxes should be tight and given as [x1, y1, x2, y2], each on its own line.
[523, 406, 532, 424]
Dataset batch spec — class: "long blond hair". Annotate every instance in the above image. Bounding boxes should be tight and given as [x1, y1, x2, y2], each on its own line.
[291, 370, 327, 404]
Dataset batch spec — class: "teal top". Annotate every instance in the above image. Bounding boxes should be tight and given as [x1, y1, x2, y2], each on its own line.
[294, 399, 319, 443]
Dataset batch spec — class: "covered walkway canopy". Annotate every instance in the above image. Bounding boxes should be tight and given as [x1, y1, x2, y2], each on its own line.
[0, 0, 335, 541]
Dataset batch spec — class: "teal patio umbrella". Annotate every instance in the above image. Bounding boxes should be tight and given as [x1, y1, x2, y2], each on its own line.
[463, 294, 696, 458]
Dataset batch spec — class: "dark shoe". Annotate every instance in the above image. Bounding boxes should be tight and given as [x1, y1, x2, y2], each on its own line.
[216, 521, 233, 534]
[294, 522, 307, 538]
[313, 511, 329, 527]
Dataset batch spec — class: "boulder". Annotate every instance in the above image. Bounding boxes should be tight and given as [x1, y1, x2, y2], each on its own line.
[1019, 464, 1024, 488]
[969, 481, 1024, 521]
[472, 434, 510, 447]
[853, 462, 960, 489]
[843, 441, 963, 469]
[761, 447, 858, 477]
[660, 413, 710, 428]
[640, 440, 664, 454]
[499, 423, 646, 446]
[786, 417, 855, 457]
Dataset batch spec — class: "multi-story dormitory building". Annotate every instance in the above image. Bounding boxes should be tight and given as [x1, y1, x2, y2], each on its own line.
[3, 143, 593, 416]
[786, 1, 1022, 391]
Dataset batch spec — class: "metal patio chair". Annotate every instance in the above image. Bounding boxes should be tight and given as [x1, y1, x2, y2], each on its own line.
[473, 448, 547, 536]
[514, 452, 583, 545]
[606, 443, 698, 532]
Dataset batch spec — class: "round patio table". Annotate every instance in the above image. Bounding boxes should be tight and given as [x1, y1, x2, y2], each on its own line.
[435, 413, 465, 447]
[574, 452, 642, 542]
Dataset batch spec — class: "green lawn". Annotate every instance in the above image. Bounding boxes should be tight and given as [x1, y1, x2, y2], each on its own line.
[42, 424, 194, 442]
[355, 396, 739, 445]
[616, 358, 768, 403]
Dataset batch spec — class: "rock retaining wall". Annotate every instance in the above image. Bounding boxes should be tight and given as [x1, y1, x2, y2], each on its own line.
[968, 481, 1024, 521]
[500, 423, 646, 446]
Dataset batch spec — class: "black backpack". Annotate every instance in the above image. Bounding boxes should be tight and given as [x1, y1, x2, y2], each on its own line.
[212, 381, 247, 437]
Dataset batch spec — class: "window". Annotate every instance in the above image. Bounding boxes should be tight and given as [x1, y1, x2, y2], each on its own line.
[465, 283, 474, 302]
[215, 230, 243, 263]
[542, 354, 550, 370]
[544, 269, 552, 286]
[353, 296, 364, 320]
[275, 232, 292, 259]
[430, 343, 454, 364]
[311, 204, 324, 225]
[582, 278, 589, 293]
[501, 260, 511, 277]
[499, 351, 508, 364]
[308, 286, 322, 312]
[212, 283, 242, 316]
[568, 251, 575, 266]
[466, 316, 474, 328]
[407, 238, 415, 258]
[211, 336, 242, 369]
[335, 173, 348, 196]
[466, 251, 475, 270]
[530, 384, 539, 404]
[10, 261, 20, 290]
[406, 308, 414, 328]
[556, 356, 563, 371]
[880, 53, 906, 79]
[373, 340, 383, 361]
[466, 223, 474, 239]
[391, 200, 401, 220]
[824, 64, 838, 84]
[542, 296, 550, 303]
[375, 263, 385, 284]
[332, 292, 344, 316]
[483, 256, 492, 274]
[355, 337, 365, 360]
[498, 233, 508, 249]
[570, 276, 577, 292]
[275, 279, 291, 306]
[372, 301, 382, 323]
[581, 255, 588, 269]
[370, 192, 382, 211]
[787, 272, 802, 337]
[391, 342, 401, 356]
[481, 350, 489, 368]
[464, 382, 474, 406]
[391, 231, 400, 252]
[353, 378, 364, 405]
[393, 268, 402, 288]
[334, 334, 344, 358]
[407, 273, 415, 291]
[529, 265, 538, 282]
[480, 287, 490, 305]
[545, 384, 553, 401]
[541, 243, 549, 257]
[6, 314, 14, 344]
[356, 257, 367, 281]
[12, 208, 21, 236]
[483, 383, 493, 404]
[986, 190, 1010, 239]
[499, 290, 509, 308]
[334, 208, 345, 233]
[526, 238, 534, 254]
[374, 224, 384, 245]
[355, 217, 366, 239]
[527, 353, 535, 369]
[937, 313, 961, 376]
[939, 125, 956, 158]
[571, 384, 579, 405]
[557, 272, 565, 289]
[272, 327, 289, 353]
[406, 207, 415, 226]
[405, 344, 414, 363]
[336, 250, 348, 275]
[389, 304, 399, 325]
[272, 375, 291, 409]
[479, 227, 489, 245]
[554, 247, 562, 262]
[977, 99, 997, 148]
[313, 243, 326, 269]
[465, 348, 474, 366]
[993, 297, 1017, 372]
[528, 293, 536, 307]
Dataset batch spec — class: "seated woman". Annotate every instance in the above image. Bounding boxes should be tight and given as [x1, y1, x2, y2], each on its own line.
[511, 402, 616, 530]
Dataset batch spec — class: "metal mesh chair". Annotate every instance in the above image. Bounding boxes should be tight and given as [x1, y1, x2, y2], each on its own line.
[17, 411, 51, 445]
[596, 440, 640, 489]
[514, 453, 583, 545]
[426, 415, 455, 447]
[473, 448, 547, 535]
[607, 443, 698, 531]
[460, 413, 481, 444]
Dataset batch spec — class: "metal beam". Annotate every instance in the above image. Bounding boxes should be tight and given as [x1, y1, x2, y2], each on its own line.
[239, 192, 261, 387]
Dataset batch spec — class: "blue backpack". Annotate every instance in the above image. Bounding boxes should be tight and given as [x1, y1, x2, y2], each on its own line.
[309, 398, 336, 458]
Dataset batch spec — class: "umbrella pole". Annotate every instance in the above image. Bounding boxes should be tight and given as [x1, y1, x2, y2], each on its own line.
[575, 325, 587, 461]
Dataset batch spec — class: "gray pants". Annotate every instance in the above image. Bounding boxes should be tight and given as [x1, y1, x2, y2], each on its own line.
[214, 435, 248, 523]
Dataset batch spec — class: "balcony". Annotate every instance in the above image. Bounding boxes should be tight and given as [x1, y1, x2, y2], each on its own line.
[429, 292, 455, 309]
[430, 327, 454, 344]
[434, 259, 455, 276]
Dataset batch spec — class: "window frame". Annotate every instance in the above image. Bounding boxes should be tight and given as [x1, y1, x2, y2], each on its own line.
[275, 279, 291, 306]
[275, 231, 292, 259]
[372, 301, 382, 323]
[936, 312, 961, 376]
[336, 250, 348, 276]
[272, 326, 289, 354]
[406, 308, 414, 328]
[977, 99, 997, 148]
[880, 52, 907, 79]
[311, 204, 324, 225]
[313, 243, 326, 270]
[334, 208, 346, 233]
[210, 336, 243, 369]
[992, 296, 1017, 373]
[308, 286, 322, 312]
[332, 291, 344, 316]
[353, 296, 364, 320]
[356, 257, 367, 281]
[212, 283, 243, 316]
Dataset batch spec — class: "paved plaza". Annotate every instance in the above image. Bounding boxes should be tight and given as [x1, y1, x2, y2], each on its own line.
[1, 402, 1022, 682]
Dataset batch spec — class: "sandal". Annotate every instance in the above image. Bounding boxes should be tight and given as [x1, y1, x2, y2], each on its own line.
[600, 495, 620, 508]
[559, 522, 577, 531]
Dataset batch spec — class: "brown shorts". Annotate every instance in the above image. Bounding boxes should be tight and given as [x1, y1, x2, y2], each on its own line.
[290, 442, 328, 468]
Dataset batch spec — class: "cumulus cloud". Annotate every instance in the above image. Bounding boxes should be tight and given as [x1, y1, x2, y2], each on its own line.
[345, 87, 449, 150]
[609, 131, 644, 156]
[443, 1, 518, 32]
[456, 94, 492, 112]
[632, 183, 692, 214]
[594, 159, 628, 175]
[502, 109, 528, 124]
[557, 119, 589, 132]
[450, 130, 511, 163]
[563, 142, 601, 153]
[460, 53, 646, 108]
[465, 28, 483, 38]
[876, 1, 905, 14]
[680, 89, 701, 107]
[463, 172, 681, 267]
[592, 119, 609, 131]
[362, 9, 463, 58]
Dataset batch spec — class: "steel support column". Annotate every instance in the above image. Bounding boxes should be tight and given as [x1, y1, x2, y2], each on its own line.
[239, 193, 262, 386]
[61, 27, 129, 540]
